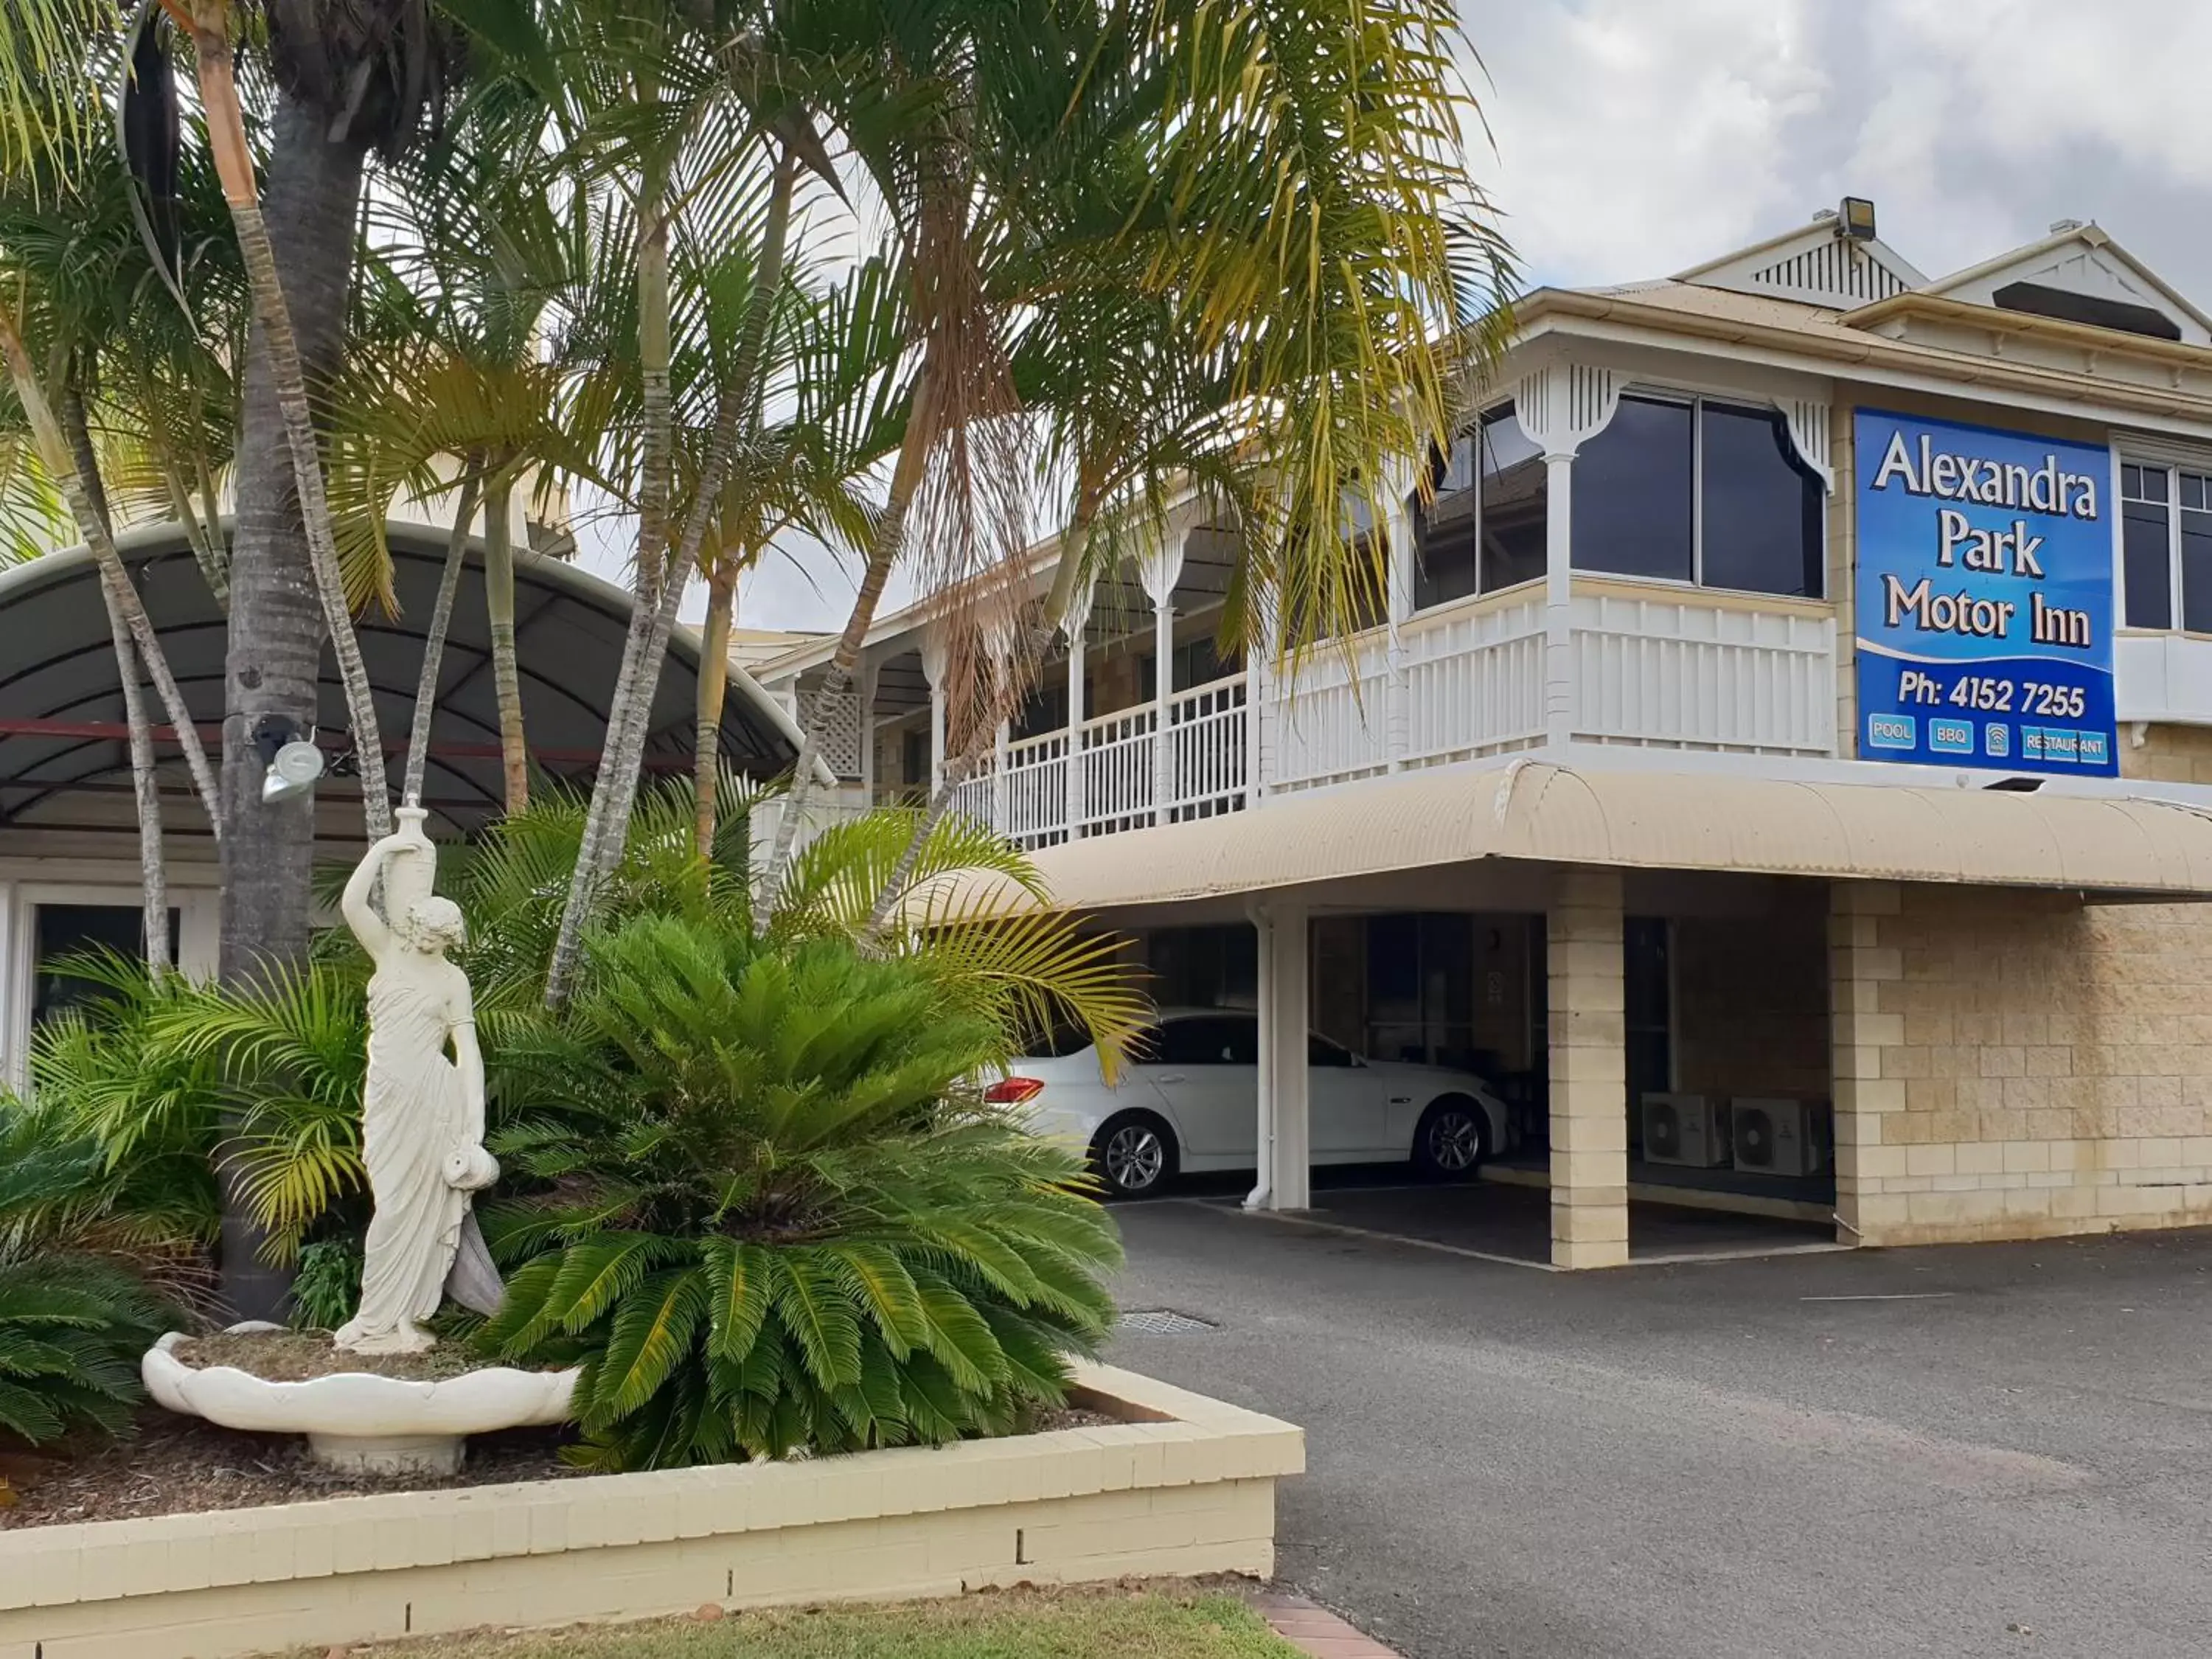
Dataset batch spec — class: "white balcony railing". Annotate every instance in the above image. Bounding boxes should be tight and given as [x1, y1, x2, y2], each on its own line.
[940, 586, 1836, 846]
[1570, 589, 1834, 755]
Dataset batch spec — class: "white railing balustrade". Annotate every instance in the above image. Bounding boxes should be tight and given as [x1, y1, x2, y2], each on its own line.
[1165, 673, 1248, 821]
[940, 585, 1834, 846]
[1570, 590, 1834, 755]
[1266, 633, 1394, 793]
[1001, 730, 1070, 848]
[1399, 594, 1547, 766]
[1078, 704, 1158, 835]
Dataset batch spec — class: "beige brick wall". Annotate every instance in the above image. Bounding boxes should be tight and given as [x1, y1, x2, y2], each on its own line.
[1830, 880, 2212, 1245]
[1550, 867, 1629, 1269]
[2118, 721, 2212, 785]
[1674, 888, 1831, 1102]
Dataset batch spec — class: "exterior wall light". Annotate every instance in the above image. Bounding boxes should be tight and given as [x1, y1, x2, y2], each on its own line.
[1837, 196, 1877, 241]
[254, 712, 326, 804]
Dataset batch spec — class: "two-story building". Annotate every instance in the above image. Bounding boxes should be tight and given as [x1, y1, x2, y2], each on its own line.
[757, 203, 2212, 1267]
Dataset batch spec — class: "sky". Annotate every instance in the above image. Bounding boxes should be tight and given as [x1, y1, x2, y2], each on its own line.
[579, 0, 2212, 636]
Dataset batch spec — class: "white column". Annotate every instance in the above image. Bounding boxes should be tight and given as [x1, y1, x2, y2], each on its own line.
[1248, 900, 1311, 1211]
[1065, 612, 1088, 837]
[1385, 473, 1416, 771]
[1543, 453, 1576, 749]
[920, 633, 949, 796]
[992, 716, 1011, 835]
[1152, 596, 1176, 825]
[1513, 361, 1620, 754]
[1248, 584, 1277, 806]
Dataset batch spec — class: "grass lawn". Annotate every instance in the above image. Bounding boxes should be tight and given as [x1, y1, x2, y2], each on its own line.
[362, 1587, 1303, 1658]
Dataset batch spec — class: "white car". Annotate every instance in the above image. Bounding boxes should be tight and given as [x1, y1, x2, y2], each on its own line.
[992, 1006, 1516, 1198]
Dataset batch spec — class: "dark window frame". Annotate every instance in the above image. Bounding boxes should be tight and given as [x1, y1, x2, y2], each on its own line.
[1571, 389, 1827, 600]
[2120, 458, 2212, 635]
[1410, 402, 1548, 613]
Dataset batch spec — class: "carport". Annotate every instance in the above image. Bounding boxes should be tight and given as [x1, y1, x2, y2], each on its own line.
[1003, 757, 2212, 1268]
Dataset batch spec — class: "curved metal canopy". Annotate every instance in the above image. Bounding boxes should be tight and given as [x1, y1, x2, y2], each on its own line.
[0, 521, 802, 837]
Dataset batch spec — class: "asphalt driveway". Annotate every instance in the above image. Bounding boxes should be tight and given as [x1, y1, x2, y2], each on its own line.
[1105, 1200, 2212, 1659]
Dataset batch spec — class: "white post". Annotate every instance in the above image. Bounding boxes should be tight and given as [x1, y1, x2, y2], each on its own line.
[992, 716, 1010, 836]
[1244, 902, 1274, 1210]
[1543, 452, 1576, 750]
[1513, 361, 1619, 755]
[1385, 471, 1416, 771]
[1152, 595, 1175, 825]
[1251, 900, 1311, 1211]
[1249, 583, 1278, 806]
[921, 630, 948, 796]
[1065, 612, 1088, 838]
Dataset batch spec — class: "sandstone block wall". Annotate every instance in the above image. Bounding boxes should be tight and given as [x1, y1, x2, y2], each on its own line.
[1830, 880, 2212, 1245]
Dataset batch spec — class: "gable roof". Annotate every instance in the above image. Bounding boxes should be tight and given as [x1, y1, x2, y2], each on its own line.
[1917, 222, 2212, 346]
[1672, 217, 1927, 310]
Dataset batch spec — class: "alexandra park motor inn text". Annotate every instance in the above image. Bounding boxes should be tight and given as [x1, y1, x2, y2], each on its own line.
[1853, 410, 2118, 776]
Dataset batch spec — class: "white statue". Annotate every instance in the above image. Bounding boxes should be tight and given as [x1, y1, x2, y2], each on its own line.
[333, 807, 503, 1355]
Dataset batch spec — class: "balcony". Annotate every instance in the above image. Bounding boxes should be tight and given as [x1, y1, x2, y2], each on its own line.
[942, 583, 1836, 846]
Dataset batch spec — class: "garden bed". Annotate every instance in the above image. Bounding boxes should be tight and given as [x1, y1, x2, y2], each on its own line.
[0, 1363, 1301, 1659]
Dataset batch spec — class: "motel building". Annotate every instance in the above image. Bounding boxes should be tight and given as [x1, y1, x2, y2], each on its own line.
[757, 202, 2212, 1268]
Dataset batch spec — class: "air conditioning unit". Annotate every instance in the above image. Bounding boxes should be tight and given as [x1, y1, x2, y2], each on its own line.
[1731, 1099, 1832, 1178]
[1641, 1094, 1731, 1168]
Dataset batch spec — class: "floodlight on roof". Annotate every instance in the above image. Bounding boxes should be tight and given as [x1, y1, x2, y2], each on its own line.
[1837, 196, 1877, 242]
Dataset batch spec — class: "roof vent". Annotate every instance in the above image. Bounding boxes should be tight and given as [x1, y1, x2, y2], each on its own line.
[2049, 218, 2085, 234]
[1811, 207, 1837, 222]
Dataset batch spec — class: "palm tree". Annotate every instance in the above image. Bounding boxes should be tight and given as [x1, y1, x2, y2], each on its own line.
[832, 0, 1518, 935]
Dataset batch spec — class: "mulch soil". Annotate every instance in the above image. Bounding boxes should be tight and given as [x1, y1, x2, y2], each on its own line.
[0, 1404, 1120, 1531]
[0, 1414, 582, 1528]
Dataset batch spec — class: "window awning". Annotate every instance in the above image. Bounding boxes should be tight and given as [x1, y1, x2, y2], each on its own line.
[973, 761, 2212, 914]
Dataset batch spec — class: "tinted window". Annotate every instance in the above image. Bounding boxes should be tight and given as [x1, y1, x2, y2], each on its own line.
[2124, 494, 2173, 630]
[1573, 395, 1693, 580]
[1413, 405, 1549, 612]
[1413, 432, 1479, 611]
[33, 905, 180, 1027]
[1478, 406, 1548, 592]
[1700, 403, 1823, 597]
[1156, 1015, 1256, 1065]
[2183, 473, 2212, 635]
[1307, 1033, 1355, 1068]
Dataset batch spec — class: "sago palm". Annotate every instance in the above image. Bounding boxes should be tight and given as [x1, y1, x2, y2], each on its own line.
[480, 913, 1123, 1469]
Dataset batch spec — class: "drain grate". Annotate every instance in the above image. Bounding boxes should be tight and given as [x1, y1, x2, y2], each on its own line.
[1116, 1307, 1217, 1336]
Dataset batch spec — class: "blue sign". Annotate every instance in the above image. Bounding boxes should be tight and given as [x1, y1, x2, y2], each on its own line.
[1854, 410, 2115, 776]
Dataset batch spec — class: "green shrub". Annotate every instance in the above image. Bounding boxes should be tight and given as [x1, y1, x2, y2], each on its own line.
[0, 1251, 169, 1446]
[479, 914, 1123, 1470]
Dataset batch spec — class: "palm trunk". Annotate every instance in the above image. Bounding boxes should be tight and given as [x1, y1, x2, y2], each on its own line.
[0, 311, 223, 837]
[196, 58, 370, 1320]
[190, 22, 391, 846]
[158, 450, 229, 606]
[61, 384, 171, 979]
[400, 467, 481, 806]
[693, 559, 739, 857]
[544, 149, 799, 1005]
[636, 143, 671, 605]
[484, 472, 527, 813]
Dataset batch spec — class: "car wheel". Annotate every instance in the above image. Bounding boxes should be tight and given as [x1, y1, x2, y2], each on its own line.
[1088, 1112, 1179, 1200]
[1411, 1096, 1488, 1181]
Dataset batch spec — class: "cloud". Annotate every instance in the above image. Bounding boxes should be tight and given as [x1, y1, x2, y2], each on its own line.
[1469, 0, 1827, 286]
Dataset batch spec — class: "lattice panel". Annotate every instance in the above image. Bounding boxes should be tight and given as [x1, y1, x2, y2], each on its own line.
[816, 683, 865, 779]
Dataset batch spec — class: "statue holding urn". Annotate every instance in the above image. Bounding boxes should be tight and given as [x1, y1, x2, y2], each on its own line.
[333, 804, 504, 1354]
